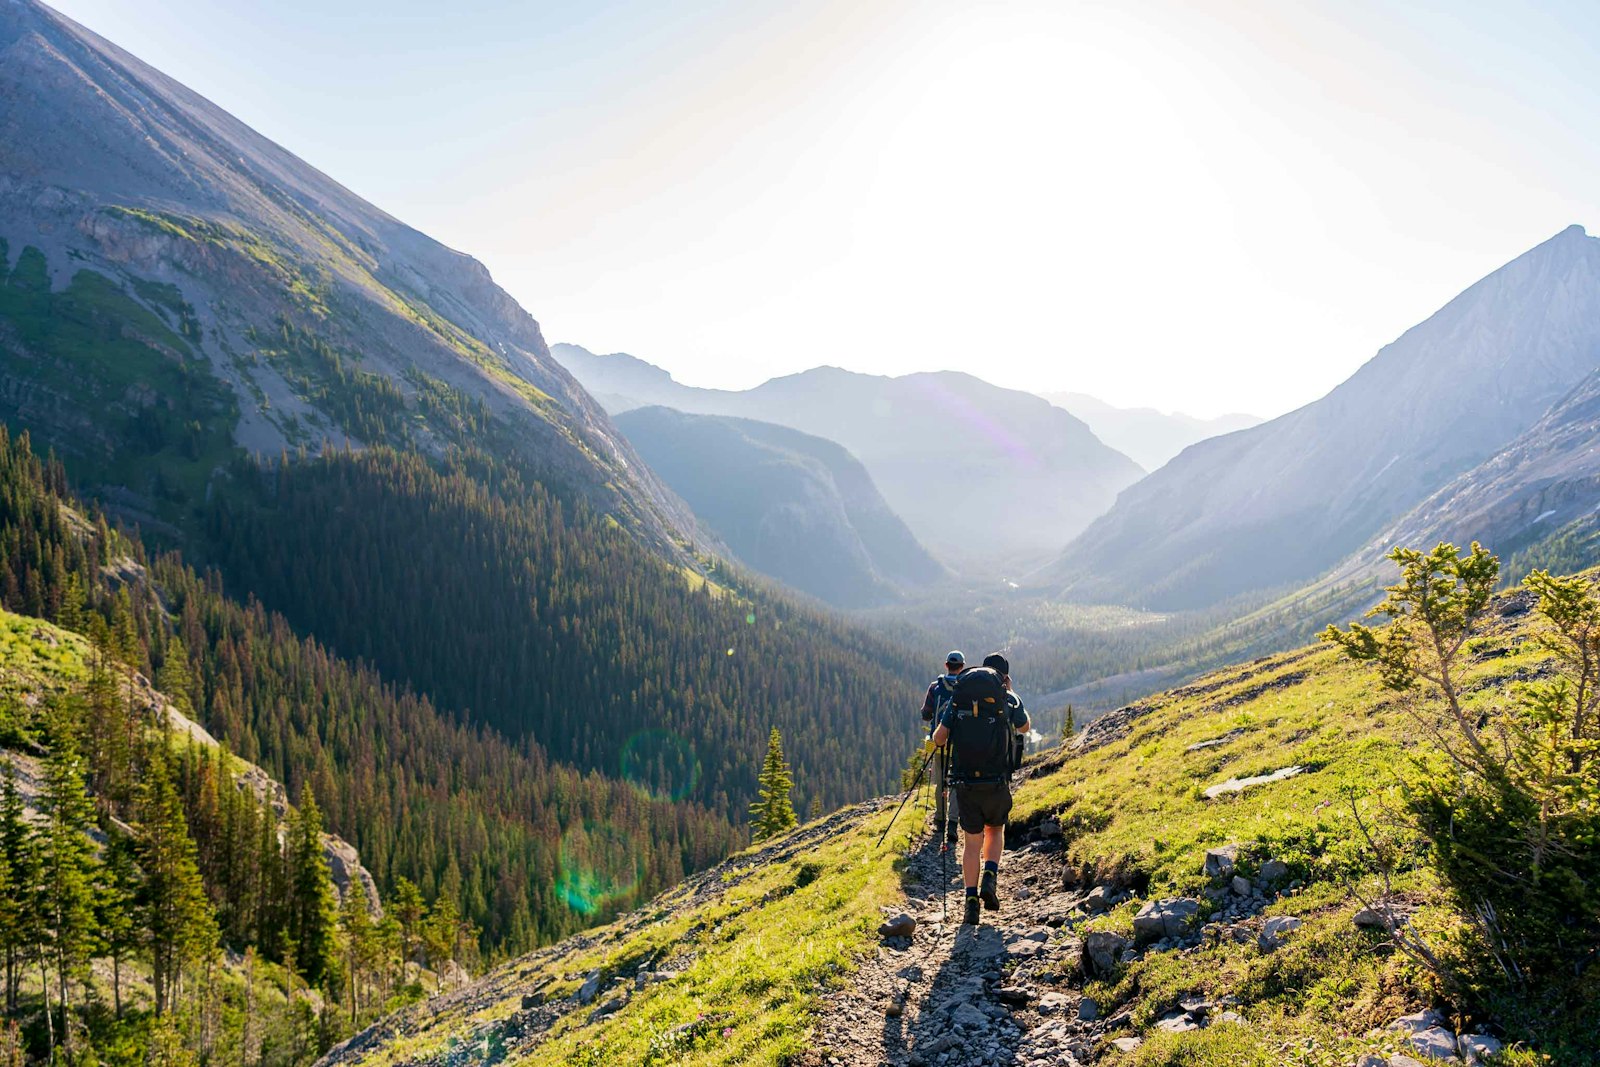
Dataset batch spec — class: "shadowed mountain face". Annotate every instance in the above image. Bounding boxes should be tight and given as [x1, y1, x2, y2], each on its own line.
[1318, 367, 1600, 593]
[614, 407, 946, 608]
[0, 0, 695, 549]
[1046, 225, 1600, 610]
[553, 345, 1144, 575]
[1038, 392, 1262, 472]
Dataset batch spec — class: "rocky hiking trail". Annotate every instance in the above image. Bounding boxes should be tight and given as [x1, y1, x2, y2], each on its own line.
[803, 818, 1116, 1067]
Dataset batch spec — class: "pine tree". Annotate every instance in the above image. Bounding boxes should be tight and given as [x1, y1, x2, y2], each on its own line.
[391, 877, 425, 983]
[0, 763, 38, 1015]
[98, 830, 140, 1018]
[136, 750, 218, 1015]
[1061, 704, 1076, 742]
[286, 786, 339, 991]
[808, 796, 823, 821]
[339, 880, 373, 1023]
[748, 727, 797, 842]
[38, 701, 98, 1061]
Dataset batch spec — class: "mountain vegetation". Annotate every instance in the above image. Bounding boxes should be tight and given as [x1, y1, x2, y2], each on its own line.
[0, 427, 757, 1048]
[1048, 224, 1600, 610]
[613, 407, 945, 608]
[553, 345, 1144, 574]
[323, 548, 1600, 1067]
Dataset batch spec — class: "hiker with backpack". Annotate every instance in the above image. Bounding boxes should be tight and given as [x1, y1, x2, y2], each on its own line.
[930, 652, 1030, 926]
[919, 650, 966, 843]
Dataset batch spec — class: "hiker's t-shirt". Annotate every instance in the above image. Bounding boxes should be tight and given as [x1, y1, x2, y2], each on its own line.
[920, 674, 961, 720]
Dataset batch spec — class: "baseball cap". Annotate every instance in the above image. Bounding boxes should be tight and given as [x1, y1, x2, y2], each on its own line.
[945, 650, 965, 667]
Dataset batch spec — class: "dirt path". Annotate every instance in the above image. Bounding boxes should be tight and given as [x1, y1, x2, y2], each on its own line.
[807, 805, 1113, 1067]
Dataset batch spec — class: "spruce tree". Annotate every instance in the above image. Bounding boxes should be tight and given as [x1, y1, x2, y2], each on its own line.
[98, 831, 139, 1017]
[1061, 704, 1076, 742]
[136, 750, 218, 1015]
[38, 701, 98, 1060]
[748, 727, 797, 842]
[0, 763, 38, 1016]
[286, 786, 340, 991]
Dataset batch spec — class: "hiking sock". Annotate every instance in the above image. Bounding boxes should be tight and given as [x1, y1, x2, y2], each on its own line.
[980, 865, 1000, 911]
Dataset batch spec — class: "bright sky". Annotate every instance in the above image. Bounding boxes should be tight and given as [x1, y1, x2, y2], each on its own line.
[46, 0, 1600, 419]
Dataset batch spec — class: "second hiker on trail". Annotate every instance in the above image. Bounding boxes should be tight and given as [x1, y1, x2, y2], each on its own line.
[930, 652, 1029, 927]
[920, 649, 966, 843]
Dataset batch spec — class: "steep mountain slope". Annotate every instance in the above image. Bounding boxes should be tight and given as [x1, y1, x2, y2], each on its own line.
[0, 1, 929, 848]
[553, 345, 1144, 572]
[1038, 392, 1262, 472]
[319, 582, 1589, 1066]
[1312, 367, 1600, 597]
[0, 0, 693, 549]
[1047, 225, 1600, 610]
[613, 407, 946, 607]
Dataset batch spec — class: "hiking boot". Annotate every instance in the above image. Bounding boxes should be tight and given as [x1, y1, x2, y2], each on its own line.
[962, 895, 981, 926]
[945, 827, 958, 844]
[979, 870, 1000, 911]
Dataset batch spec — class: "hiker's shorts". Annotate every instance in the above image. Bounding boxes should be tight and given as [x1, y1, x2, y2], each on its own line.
[954, 782, 1011, 833]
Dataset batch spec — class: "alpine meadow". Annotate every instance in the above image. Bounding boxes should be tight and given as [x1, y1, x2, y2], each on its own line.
[3, 0, 1600, 1065]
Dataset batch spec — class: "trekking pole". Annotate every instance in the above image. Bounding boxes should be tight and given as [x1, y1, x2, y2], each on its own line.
[875, 745, 938, 850]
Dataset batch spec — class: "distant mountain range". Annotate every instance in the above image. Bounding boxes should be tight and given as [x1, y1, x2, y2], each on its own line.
[1047, 225, 1600, 610]
[552, 345, 1144, 574]
[614, 407, 946, 607]
[1038, 392, 1262, 471]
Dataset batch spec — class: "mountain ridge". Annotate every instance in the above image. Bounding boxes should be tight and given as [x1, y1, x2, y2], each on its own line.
[614, 406, 946, 607]
[552, 343, 1145, 573]
[1046, 224, 1600, 609]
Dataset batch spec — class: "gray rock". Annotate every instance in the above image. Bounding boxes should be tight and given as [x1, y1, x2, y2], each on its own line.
[1204, 845, 1240, 879]
[520, 992, 543, 1010]
[1354, 906, 1395, 928]
[1134, 898, 1202, 942]
[1459, 1033, 1504, 1063]
[1216, 1010, 1244, 1024]
[576, 969, 602, 1004]
[1082, 930, 1131, 975]
[1110, 1036, 1142, 1052]
[587, 995, 625, 1022]
[1082, 885, 1111, 913]
[1355, 1056, 1387, 1067]
[950, 1002, 989, 1030]
[878, 913, 917, 939]
[1231, 875, 1252, 896]
[1259, 859, 1290, 883]
[1040, 817, 1063, 838]
[1156, 1011, 1199, 1033]
[1077, 997, 1099, 1021]
[1258, 915, 1303, 950]
[1038, 992, 1072, 1013]
[1388, 1057, 1429, 1067]
[997, 986, 1033, 1005]
[1406, 1027, 1460, 1060]
[1391, 1009, 1449, 1034]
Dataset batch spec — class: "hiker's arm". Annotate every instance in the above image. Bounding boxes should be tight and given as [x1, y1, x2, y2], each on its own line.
[930, 722, 950, 746]
[920, 684, 937, 722]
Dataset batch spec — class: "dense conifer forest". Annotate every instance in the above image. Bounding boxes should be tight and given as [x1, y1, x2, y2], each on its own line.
[204, 446, 926, 814]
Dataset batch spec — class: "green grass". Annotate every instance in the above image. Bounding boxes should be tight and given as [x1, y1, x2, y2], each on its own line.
[333, 587, 1588, 1065]
[0, 243, 240, 512]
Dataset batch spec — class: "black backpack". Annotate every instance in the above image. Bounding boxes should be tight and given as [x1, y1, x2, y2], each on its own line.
[951, 666, 1007, 712]
[948, 705, 1011, 783]
[1006, 693, 1026, 772]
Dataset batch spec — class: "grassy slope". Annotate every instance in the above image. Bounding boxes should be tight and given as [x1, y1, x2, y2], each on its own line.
[331, 586, 1572, 1066]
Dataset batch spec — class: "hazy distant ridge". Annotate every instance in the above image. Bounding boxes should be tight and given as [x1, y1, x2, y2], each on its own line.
[1039, 392, 1261, 471]
[553, 344, 1144, 574]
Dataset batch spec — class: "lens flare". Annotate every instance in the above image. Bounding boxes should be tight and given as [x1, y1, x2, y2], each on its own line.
[557, 821, 642, 916]
[909, 376, 1040, 470]
[620, 728, 701, 801]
